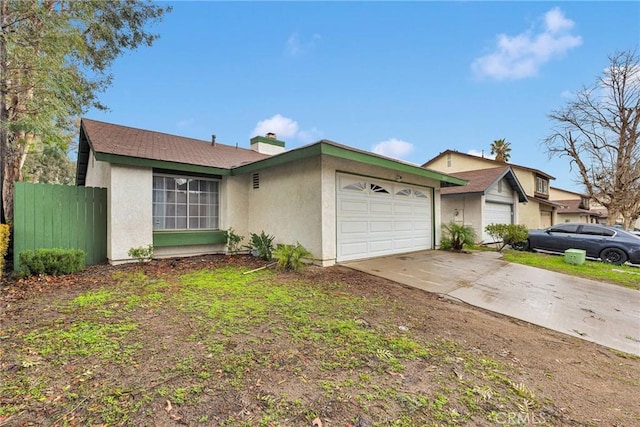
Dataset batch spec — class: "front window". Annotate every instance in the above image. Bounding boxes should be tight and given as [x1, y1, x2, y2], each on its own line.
[581, 197, 590, 210]
[153, 175, 219, 230]
[536, 176, 548, 195]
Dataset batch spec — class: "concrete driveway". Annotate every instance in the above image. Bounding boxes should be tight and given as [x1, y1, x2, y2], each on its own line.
[344, 250, 640, 356]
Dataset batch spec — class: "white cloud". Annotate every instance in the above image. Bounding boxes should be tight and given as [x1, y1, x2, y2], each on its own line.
[372, 138, 414, 160]
[467, 149, 494, 159]
[251, 114, 322, 145]
[286, 32, 321, 56]
[251, 114, 299, 139]
[297, 127, 323, 144]
[472, 7, 582, 80]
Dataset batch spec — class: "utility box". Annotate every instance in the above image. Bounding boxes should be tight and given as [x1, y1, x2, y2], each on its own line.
[564, 249, 586, 265]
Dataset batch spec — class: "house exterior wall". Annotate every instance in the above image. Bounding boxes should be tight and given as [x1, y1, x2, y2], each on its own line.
[108, 165, 153, 263]
[485, 178, 515, 204]
[221, 174, 250, 237]
[441, 196, 482, 242]
[244, 156, 324, 262]
[558, 212, 590, 223]
[550, 187, 582, 200]
[84, 150, 110, 188]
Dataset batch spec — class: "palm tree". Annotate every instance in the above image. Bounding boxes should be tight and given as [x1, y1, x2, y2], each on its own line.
[490, 139, 511, 162]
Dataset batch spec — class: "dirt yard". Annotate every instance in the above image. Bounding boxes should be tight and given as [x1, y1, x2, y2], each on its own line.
[1, 254, 639, 426]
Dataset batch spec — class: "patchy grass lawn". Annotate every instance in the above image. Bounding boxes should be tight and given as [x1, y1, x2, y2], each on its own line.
[501, 250, 640, 290]
[1, 255, 639, 426]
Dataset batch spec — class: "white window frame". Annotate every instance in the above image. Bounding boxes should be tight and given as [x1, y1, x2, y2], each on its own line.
[536, 176, 548, 195]
[152, 173, 220, 231]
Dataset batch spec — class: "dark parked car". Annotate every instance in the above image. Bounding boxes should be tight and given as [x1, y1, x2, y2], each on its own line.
[513, 223, 640, 265]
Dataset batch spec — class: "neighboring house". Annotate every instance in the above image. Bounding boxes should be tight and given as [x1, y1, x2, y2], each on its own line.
[549, 187, 601, 224]
[440, 166, 528, 243]
[423, 150, 562, 230]
[76, 119, 466, 266]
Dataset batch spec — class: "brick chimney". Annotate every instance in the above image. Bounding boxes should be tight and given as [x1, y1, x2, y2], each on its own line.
[250, 133, 285, 155]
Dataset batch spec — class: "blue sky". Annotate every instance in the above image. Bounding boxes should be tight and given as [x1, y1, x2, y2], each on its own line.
[86, 1, 639, 193]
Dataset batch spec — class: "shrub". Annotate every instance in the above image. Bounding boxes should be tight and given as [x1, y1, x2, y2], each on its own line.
[246, 231, 275, 260]
[440, 221, 476, 252]
[127, 244, 153, 263]
[485, 223, 529, 252]
[273, 242, 311, 271]
[19, 248, 86, 276]
[0, 224, 10, 277]
[226, 227, 244, 254]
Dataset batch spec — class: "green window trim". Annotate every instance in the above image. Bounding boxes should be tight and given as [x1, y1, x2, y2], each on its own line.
[153, 230, 227, 248]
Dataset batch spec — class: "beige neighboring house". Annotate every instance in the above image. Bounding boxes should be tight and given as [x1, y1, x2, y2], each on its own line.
[439, 166, 528, 243]
[76, 119, 466, 266]
[549, 187, 602, 224]
[423, 150, 562, 230]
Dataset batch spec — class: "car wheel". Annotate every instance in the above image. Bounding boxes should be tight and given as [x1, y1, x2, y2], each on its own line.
[511, 240, 529, 251]
[600, 248, 628, 265]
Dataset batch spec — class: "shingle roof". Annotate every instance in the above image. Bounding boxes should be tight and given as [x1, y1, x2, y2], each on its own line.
[555, 199, 600, 215]
[81, 118, 270, 169]
[440, 166, 528, 202]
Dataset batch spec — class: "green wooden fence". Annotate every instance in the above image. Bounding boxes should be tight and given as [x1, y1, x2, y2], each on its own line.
[13, 182, 107, 271]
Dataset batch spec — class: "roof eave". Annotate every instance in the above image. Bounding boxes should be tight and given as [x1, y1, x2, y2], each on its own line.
[232, 141, 467, 186]
[94, 152, 232, 176]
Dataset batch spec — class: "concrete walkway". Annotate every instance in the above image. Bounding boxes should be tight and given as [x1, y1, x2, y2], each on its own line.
[344, 250, 640, 356]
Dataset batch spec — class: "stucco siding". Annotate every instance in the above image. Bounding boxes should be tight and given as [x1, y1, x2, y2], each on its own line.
[440, 196, 483, 242]
[221, 175, 250, 237]
[245, 156, 323, 262]
[108, 165, 153, 264]
[84, 149, 110, 188]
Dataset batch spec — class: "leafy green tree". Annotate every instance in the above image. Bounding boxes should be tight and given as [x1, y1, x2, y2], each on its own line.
[22, 143, 76, 185]
[490, 139, 511, 162]
[0, 0, 171, 222]
[484, 223, 528, 252]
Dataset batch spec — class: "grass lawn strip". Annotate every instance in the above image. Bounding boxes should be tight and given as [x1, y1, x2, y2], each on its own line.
[0, 265, 558, 426]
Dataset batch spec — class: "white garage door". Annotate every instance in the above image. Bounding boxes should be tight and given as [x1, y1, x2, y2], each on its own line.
[337, 173, 433, 262]
[483, 202, 513, 243]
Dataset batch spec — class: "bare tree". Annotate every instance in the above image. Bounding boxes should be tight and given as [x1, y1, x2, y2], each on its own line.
[543, 49, 640, 229]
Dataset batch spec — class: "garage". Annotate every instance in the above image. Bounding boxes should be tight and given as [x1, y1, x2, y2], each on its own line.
[482, 202, 513, 243]
[336, 173, 433, 262]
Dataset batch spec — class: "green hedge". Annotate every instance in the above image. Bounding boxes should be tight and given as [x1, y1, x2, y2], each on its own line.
[19, 248, 86, 276]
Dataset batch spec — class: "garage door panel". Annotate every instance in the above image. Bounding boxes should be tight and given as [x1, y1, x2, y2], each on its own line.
[337, 173, 433, 262]
[394, 221, 414, 231]
[370, 202, 393, 214]
[394, 203, 413, 214]
[340, 199, 368, 214]
[370, 220, 393, 233]
[369, 239, 394, 253]
[413, 205, 430, 215]
[413, 220, 431, 231]
[483, 202, 513, 243]
[340, 242, 369, 257]
[340, 220, 368, 234]
[393, 237, 415, 249]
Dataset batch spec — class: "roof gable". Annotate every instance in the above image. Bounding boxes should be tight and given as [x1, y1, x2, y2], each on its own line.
[423, 149, 555, 180]
[441, 166, 528, 202]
